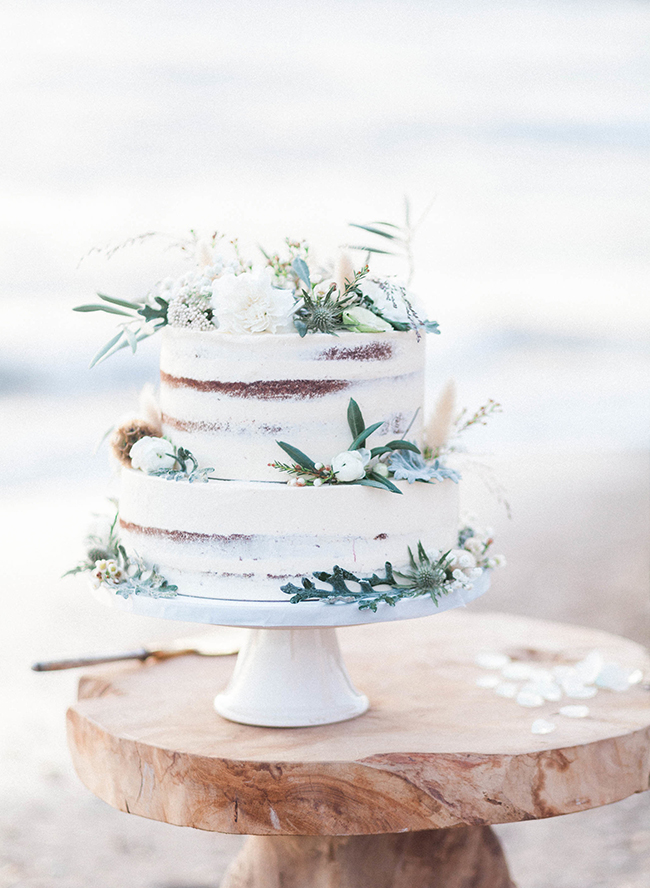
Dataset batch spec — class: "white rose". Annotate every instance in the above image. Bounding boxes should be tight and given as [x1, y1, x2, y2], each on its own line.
[211, 267, 295, 334]
[129, 437, 177, 473]
[331, 450, 368, 482]
[360, 277, 427, 325]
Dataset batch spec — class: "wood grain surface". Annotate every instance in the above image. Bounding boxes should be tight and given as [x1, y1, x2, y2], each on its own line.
[66, 611, 650, 836]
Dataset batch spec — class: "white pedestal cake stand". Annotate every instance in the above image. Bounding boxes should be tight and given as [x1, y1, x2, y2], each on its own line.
[93, 571, 490, 728]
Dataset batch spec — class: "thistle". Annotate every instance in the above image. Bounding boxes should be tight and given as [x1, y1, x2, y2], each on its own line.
[291, 260, 370, 337]
[393, 542, 451, 602]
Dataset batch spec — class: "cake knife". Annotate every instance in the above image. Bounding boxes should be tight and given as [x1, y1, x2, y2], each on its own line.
[31, 627, 247, 671]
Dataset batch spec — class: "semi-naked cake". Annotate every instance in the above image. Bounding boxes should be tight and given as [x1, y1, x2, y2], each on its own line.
[71, 236, 502, 612]
[119, 327, 458, 600]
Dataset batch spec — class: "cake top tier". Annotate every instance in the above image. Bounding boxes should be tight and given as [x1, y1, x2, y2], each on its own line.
[159, 327, 426, 481]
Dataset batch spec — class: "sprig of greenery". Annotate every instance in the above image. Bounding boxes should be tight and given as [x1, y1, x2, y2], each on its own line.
[73, 292, 169, 367]
[281, 542, 453, 612]
[149, 445, 214, 483]
[347, 197, 435, 284]
[452, 399, 503, 438]
[65, 505, 178, 598]
[272, 398, 419, 493]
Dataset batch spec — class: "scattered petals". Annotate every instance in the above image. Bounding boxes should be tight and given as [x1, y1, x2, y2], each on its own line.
[475, 652, 510, 670]
[516, 691, 545, 708]
[476, 674, 501, 689]
[574, 650, 604, 684]
[495, 682, 518, 698]
[595, 663, 635, 692]
[559, 705, 590, 718]
[502, 662, 536, 681]
[531, 719, 557, 735]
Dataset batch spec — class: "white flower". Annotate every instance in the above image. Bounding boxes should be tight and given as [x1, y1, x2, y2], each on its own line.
[447, 548, 480, 577]
[211, 267, 295, 334]
[331, 449, 369, 482]
[342, 306, 393, 333]
[129, 437, 177, 473]
[360, 277, 427, 325]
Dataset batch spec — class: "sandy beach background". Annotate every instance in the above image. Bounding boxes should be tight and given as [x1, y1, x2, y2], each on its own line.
[1, 1, 649, 885]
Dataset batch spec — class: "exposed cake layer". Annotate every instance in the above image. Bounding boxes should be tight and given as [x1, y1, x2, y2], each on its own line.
[159, 328, 425, 482]
[119, 469, 459, 601]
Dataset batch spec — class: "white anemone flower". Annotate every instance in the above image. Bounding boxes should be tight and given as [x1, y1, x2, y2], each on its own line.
[331, 448, 371, 482]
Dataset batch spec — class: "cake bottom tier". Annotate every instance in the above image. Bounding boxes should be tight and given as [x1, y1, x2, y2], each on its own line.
[118, 469, 460, 601]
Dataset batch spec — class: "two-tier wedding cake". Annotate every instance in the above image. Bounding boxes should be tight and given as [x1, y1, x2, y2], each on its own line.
[70, 232, 503, 616]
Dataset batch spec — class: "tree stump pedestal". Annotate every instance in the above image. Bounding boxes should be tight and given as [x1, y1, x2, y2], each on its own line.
[66, 612, 650, 887]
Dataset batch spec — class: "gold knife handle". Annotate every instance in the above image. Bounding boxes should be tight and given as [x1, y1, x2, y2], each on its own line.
[31, 649, 150, 671]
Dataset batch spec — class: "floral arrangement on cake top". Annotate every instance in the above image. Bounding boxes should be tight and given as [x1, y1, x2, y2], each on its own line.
[74, 228, 439, 367]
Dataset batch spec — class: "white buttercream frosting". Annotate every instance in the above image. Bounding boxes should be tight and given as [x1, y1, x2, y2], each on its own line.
[159, 327, 426, 482]
[118, 469, 460, 601]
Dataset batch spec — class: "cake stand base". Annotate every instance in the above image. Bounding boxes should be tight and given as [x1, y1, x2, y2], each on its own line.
[214, 627, 369, 727]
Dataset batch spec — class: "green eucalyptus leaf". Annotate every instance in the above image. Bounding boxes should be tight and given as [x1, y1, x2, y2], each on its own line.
[292, 257, 311, 290]
[346, 245, 395, 256]
[384, 440, 421, 453]
[293, 317, 308, 337]
[89, 330, 125, 368]
[276, 441, 317, 471]
[348, 223, 398, 240]
[347, 398, 365, 439]
[349, 421, 384, 450]
[91, 328, 154, 367]
[123, 326, 138, 354]
[98, 293, 143, 310]
[73, 304, 133, 316]
[366, 472, 402, 494]
[355, 477, 402, 495]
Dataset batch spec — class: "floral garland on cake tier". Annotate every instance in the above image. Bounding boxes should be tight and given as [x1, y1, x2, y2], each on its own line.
[270, 398, 460, 494]
[282, 524, 504, 612]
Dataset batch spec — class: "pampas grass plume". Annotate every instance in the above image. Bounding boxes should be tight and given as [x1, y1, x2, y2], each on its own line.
[425, 380, 457, 451]
[138, 383, 163, 436]
[334, 250, 356, 294]
[196, 239, 214, 268]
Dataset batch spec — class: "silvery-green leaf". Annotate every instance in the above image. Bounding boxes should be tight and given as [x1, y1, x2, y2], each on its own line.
[73, 304, 133, 316]
[292, 257, 311, 290]
[89, 330, 124, 368]
[98, 293, 143, 310]
[349, 223, 398, 240]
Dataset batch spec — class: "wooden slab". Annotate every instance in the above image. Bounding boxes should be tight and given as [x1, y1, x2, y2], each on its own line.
[66, 611, 650, 836]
